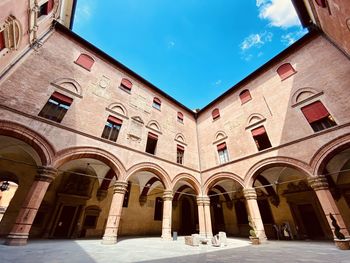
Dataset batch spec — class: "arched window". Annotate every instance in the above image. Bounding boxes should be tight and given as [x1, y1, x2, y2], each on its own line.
[277, 63, 296, 80]
[120, 78, 133, 92]
[177, 112, 184, 123]
[153, 97, 161, 110]
[101, 115, 123, 142]
[239, 90, 252, 104]
[38, 92, 73, 123]
[251, 126, 272, 151]
[217, 142, 229, 164]
[315, 0, 327, 8]
[301, 101, 336, 132]
[75, 53, 95, 71]
[212, 108, 220, 120]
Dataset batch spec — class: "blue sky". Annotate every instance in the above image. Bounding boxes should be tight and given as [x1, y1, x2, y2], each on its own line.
[73, 0, 307, 109]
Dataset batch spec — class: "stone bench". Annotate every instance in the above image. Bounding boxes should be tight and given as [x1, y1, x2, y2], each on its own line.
[184, 234, 200, 246]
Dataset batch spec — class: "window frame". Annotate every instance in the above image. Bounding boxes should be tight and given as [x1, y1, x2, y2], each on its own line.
[217, 142, 229, 164]
[75, 53, 95, 71]
[212, 108, 220, 120]
[152, 97, 161, 110]
[145, 132, 158, 155]
[276, 63, 297, 81]
[239, 90, 252, 105]
[176, 145, 185, 165]
[251, 126, 272, 151]
[177, 112, 184, 124]
[38, 92, 73, 123]
[119, 78, 133, 93]
[101, 115, 122, 142]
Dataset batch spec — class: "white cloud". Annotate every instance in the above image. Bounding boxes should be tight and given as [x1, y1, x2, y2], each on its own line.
[256, 0, 300, 28]
[240, 31, 273, 51]
[167, 41, 175, 48]
[75, 0, 96, 26]
[215, 80, 222, 85]
[281, 28, 308, 46]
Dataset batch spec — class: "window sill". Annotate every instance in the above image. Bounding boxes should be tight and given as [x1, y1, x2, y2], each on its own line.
[119, 86, 131, 94]
[74, 61, 92, 71]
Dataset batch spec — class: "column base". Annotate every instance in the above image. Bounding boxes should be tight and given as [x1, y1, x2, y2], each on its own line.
[4, 233, 29, 246]
[101, 235, 117, 245]
[161, 234, 172, 240]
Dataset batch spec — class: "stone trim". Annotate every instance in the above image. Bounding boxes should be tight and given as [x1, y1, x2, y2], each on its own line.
[35, 166, 57, 182]
[113, 181, 128, 194]
[197, 196, 210, 206]
[163, 190, 173, 201]
[243, 188, 257, 200]
[308, 175, 329, 191]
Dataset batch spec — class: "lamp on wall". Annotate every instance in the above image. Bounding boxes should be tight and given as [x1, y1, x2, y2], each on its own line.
[0, 181, 10, 192]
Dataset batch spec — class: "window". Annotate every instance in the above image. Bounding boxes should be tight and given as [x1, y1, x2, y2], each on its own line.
[301, 101, 336, 132]
[217, 142, 229, 164]
[0, 31, 5, 51]
[101, 116, 122, 142]
[122, 182, 132, 208]
[251, 126, 272, 151]
[177, 112, 184, 123]
[0, 16, 22, 52]
[152, 97, 161, 110]
[315, 0, 327, 8]
[120, 78, 132, 92]
[277, 63, 296, 80]
[75, 53, 94, 71]
[154, 197, 163, 221]
[146, 132, 158, 155]
[38, 92, 73, 123]
[234, 200, 248, 224]
[177, 145, 184, 164]
[38, 0, 54, 18]
[212, 108, 220, 120]
[239, 90, 252, 104]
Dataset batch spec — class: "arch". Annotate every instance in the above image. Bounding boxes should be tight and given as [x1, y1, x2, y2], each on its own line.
[99, 169, 117, 191]
[146, 120, 161, 133]
[203, 172, 244, 195]
[51, 78, 83, 97]
[53, 147, 125, 177]
[276, 63, 296, 80]
[107, 102, 128, 118]
[214, 131, 227, 142]
[310, 133, 350, 176]
[0, 120, 55, 166]
[175, 133, 186, 143]
[244, 156, 313, 188]
[246, 113, 265, 128]
[172, 173, 201, 195]
[291, 87, 322, 106]
[124, 162, 171, 189]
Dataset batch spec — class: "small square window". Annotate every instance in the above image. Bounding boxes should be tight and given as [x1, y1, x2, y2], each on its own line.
[101, 116, 122, 142]
[38, 92, 73, 123]
[0, 31, 5, 51]
[146, 133, 158, 155]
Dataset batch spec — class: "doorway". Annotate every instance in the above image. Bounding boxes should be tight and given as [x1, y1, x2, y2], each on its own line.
[52, 205, 80, 238]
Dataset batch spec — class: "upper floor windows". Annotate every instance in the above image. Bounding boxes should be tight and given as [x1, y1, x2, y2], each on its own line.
[217, 142, 229, 164]
[101, 116, 122, 142]
[301, 101, 336, 132]
[212, 108, 220, 120]
[120, 78, 132, 93]
[0, 31, 5, 51]
[0, 16, 22, 54]
[277, 63, 296, 80]
[177, 145, 185, 165]
[315, 0, 327, 8]
[239, 89, 252, 104]
[75, 53, 95, 71]
[38, 0, 54, 18]
[153, 97, 161, 110]
[146, 132, 158, 155]
[177, 112, 184, 123]
[251, 126, 272, 151]
[39, 92, 73, 123]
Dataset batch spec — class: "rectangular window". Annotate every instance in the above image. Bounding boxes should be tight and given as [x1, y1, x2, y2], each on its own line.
[38, 92, 73, 123]
[251, 126, 272, 151]
[152, 101, 161, 110]
[38, 0, 54, 18]
[154, 197, 163, 221]
[217, 142, 229, 164]
[301, 101, 336, 132]
[0, 31, 5, 51]
[101, 116, 122, 142]
[146, 132, 158, 155]
[122, 182, 131, 208]
[234, 200, 248, 224]
[177, 145, 184, 164]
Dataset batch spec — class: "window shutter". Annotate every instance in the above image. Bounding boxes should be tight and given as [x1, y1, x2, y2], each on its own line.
[251, 126, 266, 137]
[153, 97, 161, 104]
[51, 92, 73, 105]
[46, 0, 54, 13]
[212, 108, 220, 119]
[315, 0, 327, 8]
[239, 90, 252, 104]
[148, 132, 158, 140]
[0, 31, 5, 50]
[177, 144, 185, 151]
[301, 101, 330, 123]
[107, 115, 123, 125]
[121, 78, 132, 90]
[177, 112, 184, 121]
[217, 142, 227, 151]
[76, 54, 94, 71]
[277, 63, 296, 80]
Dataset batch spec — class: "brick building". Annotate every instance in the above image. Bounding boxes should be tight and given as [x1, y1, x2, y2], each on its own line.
[0, 0, 349, 246]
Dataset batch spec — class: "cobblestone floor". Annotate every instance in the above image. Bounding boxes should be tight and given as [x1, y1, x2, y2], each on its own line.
[0, 237, 349, 263]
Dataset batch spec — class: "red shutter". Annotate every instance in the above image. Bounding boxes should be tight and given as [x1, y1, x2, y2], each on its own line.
[51, 92, 73, 105]
[177, 144, 185, 151]
[148, 132, 158, 140]
[212, 108, 220, 119]
[217, 142, 227, 151]
[277, 63, 296, 80]
[315, 0, 327, 8]
[76, 54, 94, 71]
[301, 101, 330, 123]
[121, 78, 132, 90]
[0, 31, 5, 50]
[177, 112, 183, 121]
[153, 97, 161, 105]
[107, 115, 123, 125]
[239, 90, 251, 104]
[251, 126, 266, 137]
[46, 0, 54, 13]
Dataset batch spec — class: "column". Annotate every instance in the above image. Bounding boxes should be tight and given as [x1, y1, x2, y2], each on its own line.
[243, 188, 267, 241]
[161, 190, 173, 240]
[197, 196, 213, 238]
[5, 166, 57, 246]
[308, 175, 349, 238]
[101, 181, 128, 244]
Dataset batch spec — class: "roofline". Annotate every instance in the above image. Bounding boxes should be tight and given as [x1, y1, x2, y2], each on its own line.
[197, 28, 320, 115]
[54, 22, 196, 116]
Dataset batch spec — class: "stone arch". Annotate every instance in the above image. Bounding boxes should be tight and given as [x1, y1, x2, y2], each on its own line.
[244, 156, 313, 188]
[203, 172, 244, 195]
[51, 78, 83, 97]
[291, 87, 322, 105]
[175, 133, 186, 143]
[53, 147, 126, 177]
[214, 131, 227, 141]
[172, 173, 201, 195]
[146, 120, 161, 133]
[107, 102, 128, 118]
[0, 120, 55, 166]
[246, 113, 265, 128]
[124, 162, 171, 190]
[310, 133, 350, 176]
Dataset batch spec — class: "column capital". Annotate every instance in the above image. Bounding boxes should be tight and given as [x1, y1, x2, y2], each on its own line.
[163, 190, 173, 201]
[113, 181, 128, 194]
[197, 195, 210, 206]
[243, 188, 257, 200]
[35, 166, 57, 183]
[308, 175, 329, 191]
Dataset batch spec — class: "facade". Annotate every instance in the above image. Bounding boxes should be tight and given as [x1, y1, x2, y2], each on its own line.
[0, 0, 349, 246]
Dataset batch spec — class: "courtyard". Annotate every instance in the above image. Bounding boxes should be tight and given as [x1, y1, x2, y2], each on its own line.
[0, 237, 348, 263]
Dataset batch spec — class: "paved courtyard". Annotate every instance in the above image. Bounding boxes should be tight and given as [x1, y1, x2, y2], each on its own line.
[0, 237, 349, 263]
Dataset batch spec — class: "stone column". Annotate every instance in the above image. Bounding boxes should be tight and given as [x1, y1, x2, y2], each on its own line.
[101, 181, 128, 244]
[161, 190, 173, 240]
[5, 166, 57, 246]
[308, 175, 349, 237]
[197, 196, 213, 238]
[243, 188, 267, 240]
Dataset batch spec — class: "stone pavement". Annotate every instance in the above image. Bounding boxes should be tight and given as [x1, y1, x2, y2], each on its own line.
[0, 237, 349, 263]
